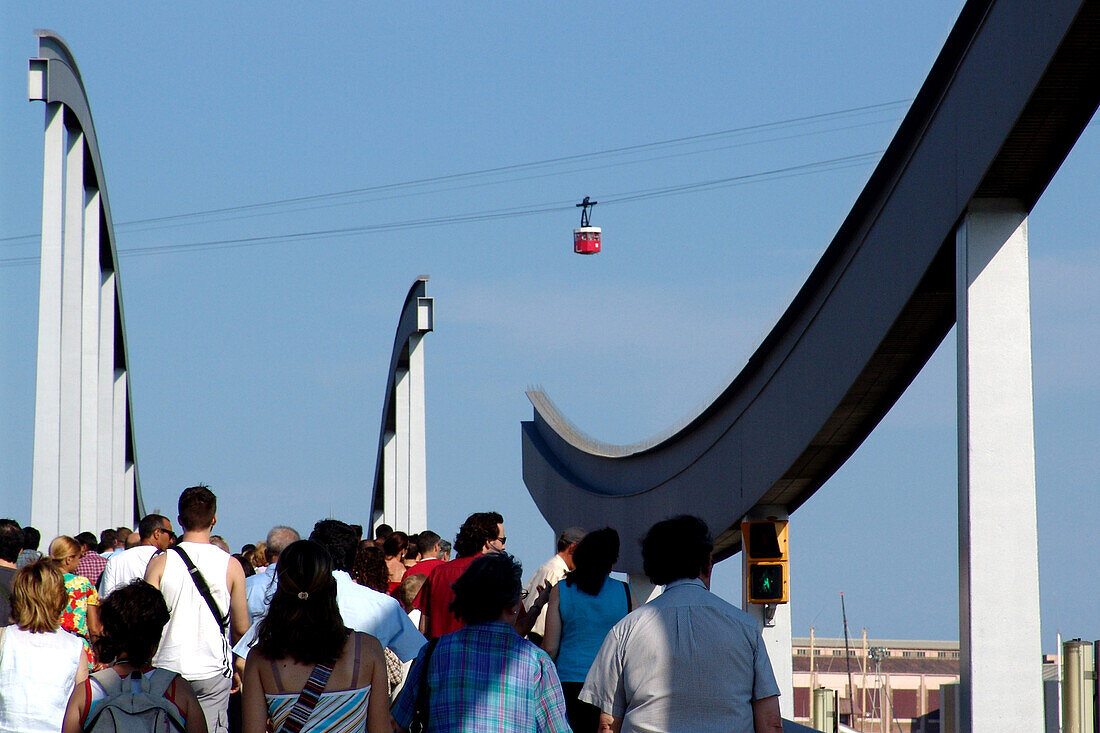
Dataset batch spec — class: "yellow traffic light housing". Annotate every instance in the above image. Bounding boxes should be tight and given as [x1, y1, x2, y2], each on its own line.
[742, 519, 789, 604]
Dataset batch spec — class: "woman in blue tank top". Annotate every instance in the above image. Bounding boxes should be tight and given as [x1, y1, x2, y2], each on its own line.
[541, 528, 631, 733]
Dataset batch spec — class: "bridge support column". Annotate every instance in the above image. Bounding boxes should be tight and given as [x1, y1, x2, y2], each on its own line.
[742, 507, 792, 720]
[371, 282, 433, 534]
[956, 200, 1043, 732]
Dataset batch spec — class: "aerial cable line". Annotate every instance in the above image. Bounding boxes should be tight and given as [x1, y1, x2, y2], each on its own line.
[0, 150, 881, 267]
[103, 118, 896, 240]
[0, 99, 909, 245]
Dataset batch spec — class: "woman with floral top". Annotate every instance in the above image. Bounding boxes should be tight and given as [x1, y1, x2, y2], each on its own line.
[48, 535, 102, 670]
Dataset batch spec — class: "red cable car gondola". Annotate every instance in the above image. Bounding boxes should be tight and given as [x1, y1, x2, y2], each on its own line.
[574, 196, 601, 255]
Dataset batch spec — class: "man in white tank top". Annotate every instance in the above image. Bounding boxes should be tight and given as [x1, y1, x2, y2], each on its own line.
[145, 485, 250, 733]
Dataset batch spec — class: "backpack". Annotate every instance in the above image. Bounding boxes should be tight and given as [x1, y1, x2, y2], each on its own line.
[84, 668, 187, 733]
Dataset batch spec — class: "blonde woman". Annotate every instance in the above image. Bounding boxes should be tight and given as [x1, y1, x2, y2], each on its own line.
[0, 559, 89, 732]
[49, 535, 103, 669]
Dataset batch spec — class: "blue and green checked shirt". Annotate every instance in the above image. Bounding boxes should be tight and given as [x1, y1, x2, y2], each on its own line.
[393, 621, 571, 732]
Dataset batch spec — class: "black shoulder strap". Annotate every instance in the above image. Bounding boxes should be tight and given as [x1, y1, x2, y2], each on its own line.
[410, 638, 440, 733]
[624, 580, 633, 612]
[170, 546, 229, 630]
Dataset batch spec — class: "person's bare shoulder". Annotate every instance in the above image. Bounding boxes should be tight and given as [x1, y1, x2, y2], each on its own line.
[144, 551, 167, 586]
[355, 631, 385, 658]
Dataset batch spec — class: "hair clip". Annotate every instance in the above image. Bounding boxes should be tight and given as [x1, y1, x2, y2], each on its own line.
[297, 591, 309, 600]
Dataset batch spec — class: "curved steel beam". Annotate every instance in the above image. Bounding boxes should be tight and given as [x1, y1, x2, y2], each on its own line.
[522, 0, 1100, 572]
[29, 31, 145, 536]
[370, 276, 434, 532]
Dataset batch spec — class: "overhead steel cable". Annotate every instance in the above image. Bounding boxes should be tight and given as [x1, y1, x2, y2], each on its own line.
[0, 99, 909, 246]
[103, 118, 897, 239]
[0, 149, 882, 267]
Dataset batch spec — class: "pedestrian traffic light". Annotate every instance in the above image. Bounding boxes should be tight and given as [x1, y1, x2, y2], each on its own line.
[742, 520, 789, 604]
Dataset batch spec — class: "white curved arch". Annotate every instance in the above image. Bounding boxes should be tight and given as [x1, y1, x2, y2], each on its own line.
[29, 31, 145, 539]
[370, 277, 434, 533]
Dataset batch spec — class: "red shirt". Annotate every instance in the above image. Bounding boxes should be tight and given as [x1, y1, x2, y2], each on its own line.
[402, 557, 443, 582]
[414, 554, 478, 639]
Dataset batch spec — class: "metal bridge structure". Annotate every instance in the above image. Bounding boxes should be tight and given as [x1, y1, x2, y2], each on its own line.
[23, 32, 436, 544]
[370, 276, 434, 534]
[520, 0, 1100, 729]
[28, 31, 145, 541]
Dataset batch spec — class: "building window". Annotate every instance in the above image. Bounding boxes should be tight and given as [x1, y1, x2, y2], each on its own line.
[833, 650, 843, 656]
[952, 652, 959, 658]
[917, 652, 926, 658]
[902, 651, 913, 658]
[796, 649, 807, 655]
[938, 652, 947, 658]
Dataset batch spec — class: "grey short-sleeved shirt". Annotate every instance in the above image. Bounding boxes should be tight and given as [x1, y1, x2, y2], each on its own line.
[579, 578, 780, 733]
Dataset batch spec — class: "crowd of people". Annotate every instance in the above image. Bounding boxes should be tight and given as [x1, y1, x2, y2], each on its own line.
[0, 488, 784, 732]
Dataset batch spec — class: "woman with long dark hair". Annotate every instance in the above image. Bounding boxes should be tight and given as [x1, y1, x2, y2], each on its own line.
[350, 541, 388, 594]
[541, 527, 632, 732]
[381, 533, 408, 593]
[241, 540, 389, 733]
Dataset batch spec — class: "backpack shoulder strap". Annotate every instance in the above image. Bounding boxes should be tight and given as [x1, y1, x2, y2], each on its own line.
[169, 546, 229, 630]
[91, 668, 125, 696]
[143, 669, 179, 699]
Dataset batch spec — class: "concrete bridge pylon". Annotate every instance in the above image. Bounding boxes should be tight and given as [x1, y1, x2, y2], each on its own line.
[28, 31, 144, 541]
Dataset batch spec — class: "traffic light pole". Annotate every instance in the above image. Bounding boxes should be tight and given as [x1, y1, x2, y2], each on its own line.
[743, 507, 793, 719]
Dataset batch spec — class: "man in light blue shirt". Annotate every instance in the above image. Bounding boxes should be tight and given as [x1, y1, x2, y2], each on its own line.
[244, 525, 299, 624]
[580, 515, 783, 733]
[234, 519, 425, 663]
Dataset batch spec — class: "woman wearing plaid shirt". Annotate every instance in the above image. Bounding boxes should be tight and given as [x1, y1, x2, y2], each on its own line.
[393, 552, 571, 732]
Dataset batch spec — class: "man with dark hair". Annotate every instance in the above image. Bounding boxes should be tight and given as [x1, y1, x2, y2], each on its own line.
[233, 519, 425, 667]
[75, 530, 107, 585]
[374, 523, 394, 543]
[0, 518, 22, 626]
[145, 486, 250, 733]
[415, 511, 505, 639]
[110, 526, 132, 557]
[401, 529, 443, 581]
[17, 525, 42, 568]
[580, 515, 783, 733]
[522, 526, 586, 644]
[244, 525, 299, 623]
[394, 552, 570, 732]
[97, 528, 118, 555]
[309, 520, 424, 661]
[405, 532, 421, 566]
[100, 514, 174, 598]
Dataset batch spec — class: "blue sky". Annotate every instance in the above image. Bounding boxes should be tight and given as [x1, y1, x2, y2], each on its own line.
[1, 3, 1096, 650]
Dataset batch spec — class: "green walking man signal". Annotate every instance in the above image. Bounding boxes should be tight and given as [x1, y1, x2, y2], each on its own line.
[742, 519, 789, 604]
